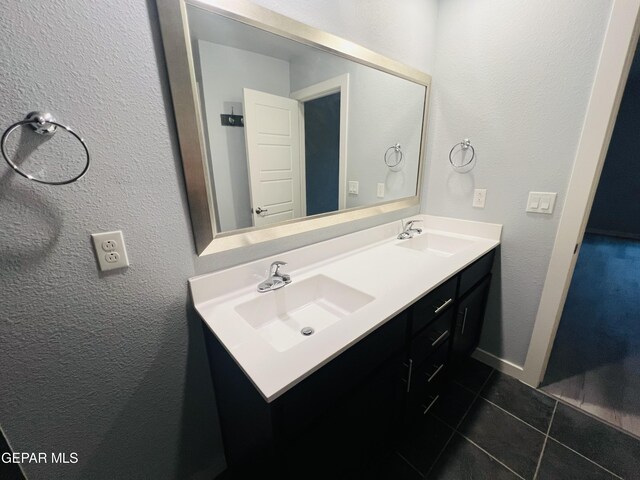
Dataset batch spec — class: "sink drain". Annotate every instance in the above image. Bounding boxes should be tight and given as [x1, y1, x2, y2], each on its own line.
[301, 326, 314, 336]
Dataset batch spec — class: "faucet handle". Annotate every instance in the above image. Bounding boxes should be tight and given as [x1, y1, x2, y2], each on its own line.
[404, 219, 423, 229]
[270, 260, 287, 276]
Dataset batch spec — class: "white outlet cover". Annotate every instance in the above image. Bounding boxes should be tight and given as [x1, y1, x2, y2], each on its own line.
[473, 189, 487, 208]
[91, 231, 130, 271]
[348, 181, 359, 195]
[377, 183, 385, 198]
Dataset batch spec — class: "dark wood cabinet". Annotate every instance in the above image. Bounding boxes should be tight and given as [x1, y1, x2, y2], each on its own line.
[203, 248, 496, 479]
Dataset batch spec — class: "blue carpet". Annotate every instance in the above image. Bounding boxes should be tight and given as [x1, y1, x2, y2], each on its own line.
[543, 234, 640, 434]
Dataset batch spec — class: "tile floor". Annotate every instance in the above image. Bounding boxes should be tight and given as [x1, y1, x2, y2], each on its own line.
[375, 358, 640, 480]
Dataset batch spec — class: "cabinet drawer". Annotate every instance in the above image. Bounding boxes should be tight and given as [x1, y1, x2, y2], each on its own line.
[410, 309, 453, 366]
[408, 340, 449, 404]
[459, 249, 495, 297]
[411, 277, 457, 334]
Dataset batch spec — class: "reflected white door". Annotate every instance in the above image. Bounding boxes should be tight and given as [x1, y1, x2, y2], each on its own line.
[243, 88, 302, 227]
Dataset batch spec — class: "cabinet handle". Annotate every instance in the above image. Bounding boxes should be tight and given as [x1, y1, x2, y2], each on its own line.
[422, 394, 440, 414]
[461, 307, 468, 335]
[403, 359, 413, 393]
[426, 363, 444, 383]
[431, 330, 449, 347]
[434, 298, 453, 314]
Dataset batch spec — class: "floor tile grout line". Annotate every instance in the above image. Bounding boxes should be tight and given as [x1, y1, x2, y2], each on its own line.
[422, 429, 456, 479]
[450, 369, 528, 480]
[452, 378, 483, 396]
[521, 389, 625, 479]
[458, 434, 527, 480]
[456, 368, 495, 429]
[423, 369, 495, 479]
[533, 400, 557, 480]
[395, 451, 427, 478]
[454, 370, 627, 480]
[479, 396, 550, 436]
[544, 437, 624, 479]
[454, 369, 552, 480]
[540, 388, 640, 443]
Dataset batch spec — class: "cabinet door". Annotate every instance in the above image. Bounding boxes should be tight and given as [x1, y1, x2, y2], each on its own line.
[282, 355, 405, 479]
[452, 274, 491, 357]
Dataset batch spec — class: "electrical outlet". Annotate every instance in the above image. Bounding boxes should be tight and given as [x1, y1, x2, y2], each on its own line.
[91, 231, 129, 271]
[102, 239, 117, 252]
[348, 181, 359, 195]
[105, 252, 120, 263]
[377, 183, 385, 198]
[473, 189, 487, 208]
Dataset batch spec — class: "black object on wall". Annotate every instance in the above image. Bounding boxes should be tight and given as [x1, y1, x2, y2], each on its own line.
[587, 46, 640, 239]
[303, 93, 341, 216]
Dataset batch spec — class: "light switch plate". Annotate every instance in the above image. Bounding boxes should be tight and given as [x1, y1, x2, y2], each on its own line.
[348, 181, 359, 195]
[377, 183, 385, 198]
[473, 189, 487, 208]
[526, 192, 557, 214]
[91, 230, 130, 271]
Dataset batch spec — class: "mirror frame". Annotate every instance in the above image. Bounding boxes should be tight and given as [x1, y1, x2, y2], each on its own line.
[156, 0, 432, 255]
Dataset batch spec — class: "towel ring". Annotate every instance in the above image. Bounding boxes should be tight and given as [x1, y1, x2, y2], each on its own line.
[385, 143, 403, 169]
[449, 138, 475, 169]
[1, 112, 90, 185]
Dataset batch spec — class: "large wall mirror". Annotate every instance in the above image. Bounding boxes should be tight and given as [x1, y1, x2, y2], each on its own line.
[157, 0, 431, 255]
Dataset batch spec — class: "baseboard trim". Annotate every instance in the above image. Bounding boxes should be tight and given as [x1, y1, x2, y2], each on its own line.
[472, 348, 524, 380]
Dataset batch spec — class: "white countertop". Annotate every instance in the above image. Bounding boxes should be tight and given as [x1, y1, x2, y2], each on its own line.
[190, 214, 501, 402]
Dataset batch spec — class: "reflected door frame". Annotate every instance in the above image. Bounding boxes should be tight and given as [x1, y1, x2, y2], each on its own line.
[291, 74, 349, 215]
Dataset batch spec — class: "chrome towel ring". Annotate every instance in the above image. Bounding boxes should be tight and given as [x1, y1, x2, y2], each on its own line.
[1, 111, 90, 185]
[385, 143, 403, 170]
[449, 138, 475, 170]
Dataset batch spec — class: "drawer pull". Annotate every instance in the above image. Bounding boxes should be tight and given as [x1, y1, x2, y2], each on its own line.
[461, 307, 468, 335]
[422, 395, 440, 414]
[430, 330, 449, 347]
[434, 298, 453, 314]
[426, 363, 444, 383]
[403, 359, 414, 393]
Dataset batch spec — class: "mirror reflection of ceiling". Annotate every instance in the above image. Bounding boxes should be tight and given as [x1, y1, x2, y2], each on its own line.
[188, 6, 310, 61]
[187, 5, 426, 234]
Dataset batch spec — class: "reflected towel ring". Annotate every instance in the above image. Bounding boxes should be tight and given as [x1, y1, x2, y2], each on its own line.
[384, 143, 403, 169]
[1, 112, 90, 185]
[449, 138, 475, 170]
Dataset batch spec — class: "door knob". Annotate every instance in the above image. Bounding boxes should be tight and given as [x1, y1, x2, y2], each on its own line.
[255, 207, 268, 216]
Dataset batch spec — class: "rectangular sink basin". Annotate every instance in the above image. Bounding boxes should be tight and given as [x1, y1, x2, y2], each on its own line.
[397, 232, 474, 257]
[235, 274, 374, 352]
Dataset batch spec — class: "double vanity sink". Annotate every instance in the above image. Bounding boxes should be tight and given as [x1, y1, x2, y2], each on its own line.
[233, 231, 475, 353]
[189, 214, 501, 478]
[190, 214, 501, 401]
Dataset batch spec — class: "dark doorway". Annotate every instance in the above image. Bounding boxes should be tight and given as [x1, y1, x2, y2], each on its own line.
[303, 92, 340, 216]
[542, 44, 640, 438]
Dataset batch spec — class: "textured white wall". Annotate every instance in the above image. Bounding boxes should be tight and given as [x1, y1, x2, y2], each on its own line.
[0, 1, 439, 479]
[0, 2, 224, 479]
[422, 0, 613, 366]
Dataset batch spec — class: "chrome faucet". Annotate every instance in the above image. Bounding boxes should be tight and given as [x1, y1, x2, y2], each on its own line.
[257, 261, 292, 293]
[398, 219, 423, 239]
